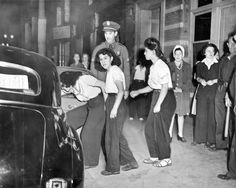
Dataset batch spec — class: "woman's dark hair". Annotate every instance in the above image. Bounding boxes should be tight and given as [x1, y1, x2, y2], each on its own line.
[136, 48, 152, 68]
[228, 30, 236, 43]
[144, 37, 167, 63]
[174, 47, 183, 54]
[202, 43, 219, 56]
[94, 48, 121, 71]
[60, 71, 82, 87]
[68, 52, 81, 66]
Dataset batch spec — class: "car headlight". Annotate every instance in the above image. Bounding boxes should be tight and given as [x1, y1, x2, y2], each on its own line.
[46, 178, 68, 188]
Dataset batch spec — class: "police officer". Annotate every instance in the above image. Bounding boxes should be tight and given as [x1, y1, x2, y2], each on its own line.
[90, 20, 130, 99]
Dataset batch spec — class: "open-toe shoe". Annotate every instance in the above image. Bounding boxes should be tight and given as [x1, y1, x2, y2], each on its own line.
[143, 158, 158, 164]
[153, 159, 172, 167]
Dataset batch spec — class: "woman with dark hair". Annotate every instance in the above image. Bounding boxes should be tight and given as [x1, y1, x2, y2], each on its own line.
[130, 37, 176, 167]
[192, 43, 219, 151]
[129, 49, 150, 121]
[68, 53, 85, 68]
[82, 53, 90, 69]
[60, 71, 106, 169]
[96, 48, 138, 175]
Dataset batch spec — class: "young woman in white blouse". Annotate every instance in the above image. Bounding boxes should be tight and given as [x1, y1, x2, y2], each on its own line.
[95, 48, 138, 175]
[130, 37, 176, 167]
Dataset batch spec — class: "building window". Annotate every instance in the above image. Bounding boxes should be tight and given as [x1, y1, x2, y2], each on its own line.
[151, 8, 161, 39]
[64, 0, 70, 23]
[57, 7, 62, 26]
[198, 0, 212, 7]
[194, 12, 211, 41]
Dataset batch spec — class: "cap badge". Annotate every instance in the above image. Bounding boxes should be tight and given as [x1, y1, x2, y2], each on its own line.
[107, 21, 110, 26]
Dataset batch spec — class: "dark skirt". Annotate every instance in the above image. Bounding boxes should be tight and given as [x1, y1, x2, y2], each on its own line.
[129, 79, 148, 118]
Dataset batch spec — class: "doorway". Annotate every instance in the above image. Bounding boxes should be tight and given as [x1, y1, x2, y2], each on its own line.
[134, 3, 162, 65]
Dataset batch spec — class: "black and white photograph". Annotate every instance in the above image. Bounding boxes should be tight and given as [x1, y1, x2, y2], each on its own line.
[0, 0, 236, 187]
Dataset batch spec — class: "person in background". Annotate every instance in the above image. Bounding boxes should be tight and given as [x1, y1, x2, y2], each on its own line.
[60, 71, 106, 169]
[130, 37, 176, 167]
[129, 49, 150, 121]
[218, 31, 236, 180]
[90, 20, 130, 99]
[69, 53, 84, 68]
[95, 48, 138, 176]
[214, 33, 236, 150]
[82, 53, 90, 69]
[168, 45, 192, 142]
[192, 43, 219, 152]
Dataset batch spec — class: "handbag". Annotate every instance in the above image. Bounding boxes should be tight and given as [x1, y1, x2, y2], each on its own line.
[191, 85, 199, 115]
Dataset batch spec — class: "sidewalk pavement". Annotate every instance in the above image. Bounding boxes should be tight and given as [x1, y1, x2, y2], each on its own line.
[83, 116, 236, 188]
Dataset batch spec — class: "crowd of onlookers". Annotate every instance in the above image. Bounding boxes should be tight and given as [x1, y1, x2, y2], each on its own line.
[60, 20, 236, 180]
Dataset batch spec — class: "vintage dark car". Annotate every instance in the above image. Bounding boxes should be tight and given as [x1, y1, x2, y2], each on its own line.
[0, 45, 84, 188]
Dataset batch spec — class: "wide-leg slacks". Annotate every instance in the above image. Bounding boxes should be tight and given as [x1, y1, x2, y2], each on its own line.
[215, 86, 228, 149]
[81, 93, 105, 166]
[195, 89, 216, 144]
[145, 89, 176, 160]
[105, 94, 137, 172]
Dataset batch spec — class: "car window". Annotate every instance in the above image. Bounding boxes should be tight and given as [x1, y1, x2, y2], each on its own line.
[0, 61, 41, 95]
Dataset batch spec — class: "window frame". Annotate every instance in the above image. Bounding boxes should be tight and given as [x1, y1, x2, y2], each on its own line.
[0, 61, 41, 96]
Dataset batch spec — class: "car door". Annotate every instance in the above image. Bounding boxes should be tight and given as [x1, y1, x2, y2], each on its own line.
[0, 105, 45, 187]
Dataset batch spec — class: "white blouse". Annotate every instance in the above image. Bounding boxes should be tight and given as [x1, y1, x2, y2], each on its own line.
[74, 75, 101, 101]
[133, 65, 146, 81]
[148, 59, 173, 89]
[105, 65, 126, 93]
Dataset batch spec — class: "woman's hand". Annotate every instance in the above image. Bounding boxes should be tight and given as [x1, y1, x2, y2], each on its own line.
[200, 79, 207, 87]
[197, 77, 207, 87]
[124, 91, 129, 99]
[174, 87, 182, 92]
[207, 79, 217, 86]
[153, 103, 161, 113]
[130, 90, 139, 98]
[110, 107, 118, 118]
[225, 95, 232, 107]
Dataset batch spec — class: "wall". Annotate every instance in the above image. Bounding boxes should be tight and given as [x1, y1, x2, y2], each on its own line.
[164, 0, 190, 62]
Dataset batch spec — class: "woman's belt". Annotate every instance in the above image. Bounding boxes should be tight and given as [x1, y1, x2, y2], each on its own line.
[107, 93, 117, 96]
[134, 79, 145, 82]
[154, 88, 173, 92]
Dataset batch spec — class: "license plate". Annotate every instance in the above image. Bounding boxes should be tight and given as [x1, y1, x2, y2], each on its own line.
[46, 178, 68, 188]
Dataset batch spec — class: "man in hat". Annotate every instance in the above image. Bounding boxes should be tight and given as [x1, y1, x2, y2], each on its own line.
[218, 31, 236, 181]
[90, 20, 130, 99]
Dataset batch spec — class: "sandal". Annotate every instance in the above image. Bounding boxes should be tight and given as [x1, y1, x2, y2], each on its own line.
[153, 159, 172, 167]
[143, 158, 158, 164]
[207, 144, 216, 152]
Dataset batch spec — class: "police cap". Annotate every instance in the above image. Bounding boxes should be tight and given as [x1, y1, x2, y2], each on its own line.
[103, 21, 120, 31]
